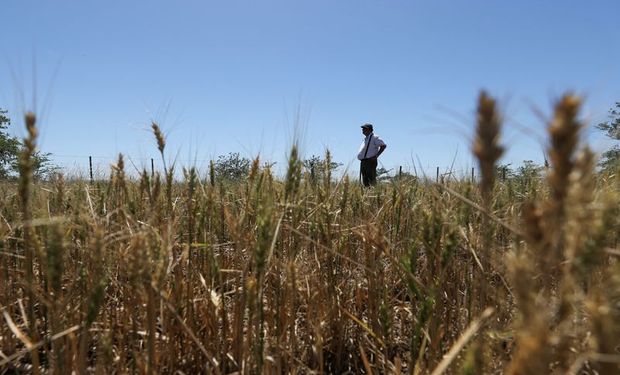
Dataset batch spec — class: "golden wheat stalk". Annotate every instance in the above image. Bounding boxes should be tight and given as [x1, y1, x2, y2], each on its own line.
[473, 91, 504, 202]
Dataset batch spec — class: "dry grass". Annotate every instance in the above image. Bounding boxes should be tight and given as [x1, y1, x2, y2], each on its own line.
[0, 94, 618, 374]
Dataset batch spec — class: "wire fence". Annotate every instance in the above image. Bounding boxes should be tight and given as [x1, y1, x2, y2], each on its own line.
[48, 153, 486, 183]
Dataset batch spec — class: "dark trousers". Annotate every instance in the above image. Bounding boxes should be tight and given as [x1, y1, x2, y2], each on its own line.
[360, 158, 378, 187]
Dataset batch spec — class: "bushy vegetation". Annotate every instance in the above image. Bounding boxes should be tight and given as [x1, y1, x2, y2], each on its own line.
[0, 93, 618, 374]
[596, 101, 620, 174]
[0, 108, 56, 180]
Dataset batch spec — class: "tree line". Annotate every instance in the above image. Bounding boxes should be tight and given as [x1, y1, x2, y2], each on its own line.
[1, 103, 618, 181]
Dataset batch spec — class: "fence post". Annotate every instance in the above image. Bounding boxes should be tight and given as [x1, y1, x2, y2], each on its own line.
[151, 158, 155, 177]
[471, 167, 474, 183]
[89, 156, 93, 183]
[436, 167, 439, 182]
[399, 166, 402, 177]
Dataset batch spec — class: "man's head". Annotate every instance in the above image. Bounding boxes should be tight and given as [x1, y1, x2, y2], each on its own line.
[361, 123, 373, 135]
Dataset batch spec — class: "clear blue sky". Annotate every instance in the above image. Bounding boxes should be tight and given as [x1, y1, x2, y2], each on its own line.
[2, 0, 619, 178]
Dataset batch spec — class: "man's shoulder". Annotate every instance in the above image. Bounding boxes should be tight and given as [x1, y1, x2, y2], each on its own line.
[375, 135, 386, 147]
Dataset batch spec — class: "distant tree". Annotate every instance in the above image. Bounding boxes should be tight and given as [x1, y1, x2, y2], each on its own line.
[303, 154, 341, 183]
[29, 150, 58, 180]
[516, 160, 544, 181]
[495, 163, 515, 181]
[0, 108, 58, 180]
[213, 152, 251, 182]
[507, 160, 544, 193]
[596, 102, 620, 173]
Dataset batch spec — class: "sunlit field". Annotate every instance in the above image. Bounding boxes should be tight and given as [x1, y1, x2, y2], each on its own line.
[1, 93, 618, 374]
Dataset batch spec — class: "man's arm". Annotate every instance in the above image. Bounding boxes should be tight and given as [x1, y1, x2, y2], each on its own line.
[377, 145, 386, 157]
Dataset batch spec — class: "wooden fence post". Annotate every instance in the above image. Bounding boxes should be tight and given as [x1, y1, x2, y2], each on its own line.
[89, 156, 93, 183]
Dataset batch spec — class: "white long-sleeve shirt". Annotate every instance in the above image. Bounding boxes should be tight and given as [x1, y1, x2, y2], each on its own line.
[357, 133, 386, 160]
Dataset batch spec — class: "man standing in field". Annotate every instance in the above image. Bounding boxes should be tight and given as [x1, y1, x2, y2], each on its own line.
[357, 123, 387, 187]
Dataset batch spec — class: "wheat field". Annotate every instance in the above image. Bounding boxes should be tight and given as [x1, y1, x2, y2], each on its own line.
[0, 92, 618, 374]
